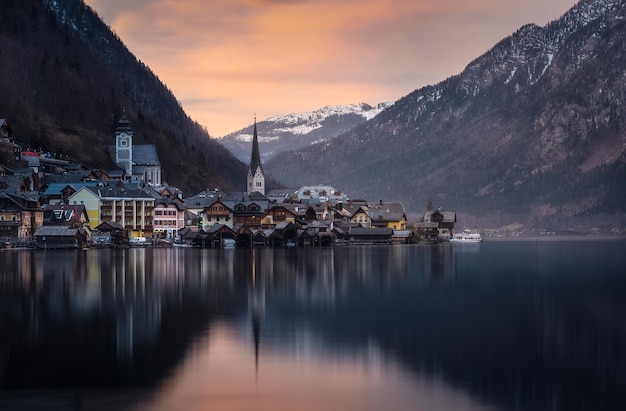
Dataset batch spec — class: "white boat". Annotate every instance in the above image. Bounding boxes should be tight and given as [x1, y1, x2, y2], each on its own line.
[450, 230, 483, 243]
[222, 238, 236, 248]
[172, 239, 192, 248]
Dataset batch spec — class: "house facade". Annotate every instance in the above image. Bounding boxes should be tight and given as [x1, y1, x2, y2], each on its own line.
[201, 200, 234, 229]
[369, 201, 407, 230]
[423, 210, 456, 240]
[350, 206, 372, 228]
[153, 199, 185, 238]
[232, 201, 265, 229]
[0, 192, 43, 239]
[261, 204, 298, 227]
[43, 204, 89, 227]
[68, 185, 155, 238]
[66, 186, 102, 229]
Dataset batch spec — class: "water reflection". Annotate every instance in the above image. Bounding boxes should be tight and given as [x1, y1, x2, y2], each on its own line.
[0, 241, 625, 411]
[146, 322, 493, 411]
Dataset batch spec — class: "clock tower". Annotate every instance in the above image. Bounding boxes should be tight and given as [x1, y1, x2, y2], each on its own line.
[115, 115, 133, 175]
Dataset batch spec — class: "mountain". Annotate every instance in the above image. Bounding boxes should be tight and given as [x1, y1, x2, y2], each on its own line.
[219, 103, 392, 163]
[264, 0, 626, 229]
[0, 0, 246, 194]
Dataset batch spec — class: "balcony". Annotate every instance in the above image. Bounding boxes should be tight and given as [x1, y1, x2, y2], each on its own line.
[0, 220, 21, 227]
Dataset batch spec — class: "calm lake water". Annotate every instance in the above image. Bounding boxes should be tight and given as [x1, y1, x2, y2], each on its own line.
[1, 239, 625, 411]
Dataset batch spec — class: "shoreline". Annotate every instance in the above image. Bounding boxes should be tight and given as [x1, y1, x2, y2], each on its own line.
[483, 234, 626, 242]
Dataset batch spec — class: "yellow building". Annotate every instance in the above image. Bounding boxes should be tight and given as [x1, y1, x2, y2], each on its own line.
[369, 201, 407, 230]
[66, 186, 101, 228]
[68, 185, 155, 238]
[350, 206, 372, 228]
[261, 204, 297, 227]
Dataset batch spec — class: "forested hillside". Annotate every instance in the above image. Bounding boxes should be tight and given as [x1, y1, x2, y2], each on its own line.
[0, 0, 246, 194]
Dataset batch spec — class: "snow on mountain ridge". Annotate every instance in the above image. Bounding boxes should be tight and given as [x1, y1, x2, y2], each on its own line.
[453, 0, 624, 98]
[221, 102, 393, 161]
[266, 102, 393, 127]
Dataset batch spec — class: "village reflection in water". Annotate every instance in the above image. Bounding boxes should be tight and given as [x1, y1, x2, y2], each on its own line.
[2, 244, 458, 357]
[1, 246, 462, 409]
[2, 241, 625, 411]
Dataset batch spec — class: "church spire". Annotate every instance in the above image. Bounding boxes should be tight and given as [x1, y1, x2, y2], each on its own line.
[250, 116, 261, 175]
[247, 116, 266, 194]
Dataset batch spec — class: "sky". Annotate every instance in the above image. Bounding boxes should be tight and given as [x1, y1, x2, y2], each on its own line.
[84, 0, 579, 137]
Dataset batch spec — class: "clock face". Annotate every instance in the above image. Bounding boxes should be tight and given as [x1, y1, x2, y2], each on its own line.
[119, 132, 127, 138]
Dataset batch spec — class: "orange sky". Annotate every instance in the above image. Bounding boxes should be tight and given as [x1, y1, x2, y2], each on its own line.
[84, 0, 578, 137]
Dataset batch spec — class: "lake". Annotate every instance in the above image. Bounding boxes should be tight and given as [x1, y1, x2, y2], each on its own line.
[1, 239, 625, 411]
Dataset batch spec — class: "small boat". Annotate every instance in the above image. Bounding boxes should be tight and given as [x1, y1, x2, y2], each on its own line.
[450, 230, 483, 243]
[222, 238, 236, 248]
[172, 238, 192, 248]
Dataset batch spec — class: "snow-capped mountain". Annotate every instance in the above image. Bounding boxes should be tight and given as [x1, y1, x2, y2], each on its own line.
[219, 102, 393, 163]
[264, 0, 626, 228]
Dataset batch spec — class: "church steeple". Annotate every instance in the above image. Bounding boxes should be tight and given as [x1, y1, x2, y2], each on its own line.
[247, 116, 265, 194]
[250, 117, 262, 175]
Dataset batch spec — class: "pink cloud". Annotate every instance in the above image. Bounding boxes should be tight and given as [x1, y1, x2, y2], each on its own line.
[85, 0, 578, 136]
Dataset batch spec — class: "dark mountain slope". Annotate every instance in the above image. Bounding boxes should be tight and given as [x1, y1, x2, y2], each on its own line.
[0, 0, 246, 193]
[265, 0, 626, 227]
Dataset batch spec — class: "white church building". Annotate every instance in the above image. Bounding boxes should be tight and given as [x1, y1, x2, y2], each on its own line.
[112, 115, 162, 186]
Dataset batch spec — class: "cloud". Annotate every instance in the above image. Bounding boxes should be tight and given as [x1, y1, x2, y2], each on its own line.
[85, 0, 579, 136]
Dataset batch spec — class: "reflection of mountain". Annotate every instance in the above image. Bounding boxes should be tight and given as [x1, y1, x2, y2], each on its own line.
[245, 242, 626, 411]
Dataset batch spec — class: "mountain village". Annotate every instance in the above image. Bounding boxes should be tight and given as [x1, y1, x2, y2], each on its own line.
[0, 116, 456, 249]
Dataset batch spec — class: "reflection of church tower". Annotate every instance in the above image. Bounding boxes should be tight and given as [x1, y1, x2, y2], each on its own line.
[247, 118, 265, 195]
[248, 249, 265, 378]
[115, 115, 133, 175]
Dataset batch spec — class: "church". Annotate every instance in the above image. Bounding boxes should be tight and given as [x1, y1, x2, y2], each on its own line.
[246, 118, 265, 195]
[113, 115, 162, 186]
